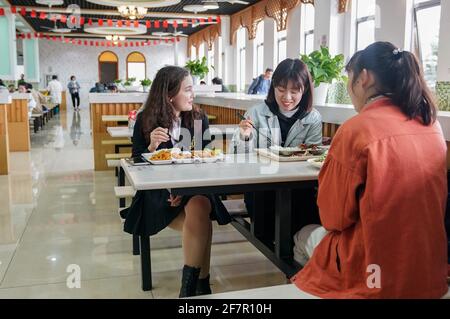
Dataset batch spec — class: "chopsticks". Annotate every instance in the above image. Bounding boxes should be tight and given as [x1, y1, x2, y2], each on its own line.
[236, 112, 272, 145]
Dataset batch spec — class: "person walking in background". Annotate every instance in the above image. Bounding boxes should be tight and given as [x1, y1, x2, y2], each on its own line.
[47, 75, 63, 109]
[67, 75, 81, 110]
[247, 68, 273, 95]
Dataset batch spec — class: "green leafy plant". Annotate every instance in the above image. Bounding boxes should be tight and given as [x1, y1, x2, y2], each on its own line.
[140, 78, 152, 86]
[114, 79, 122, 84]
[300, 47, 346, 87]
[185, 57, 210, 79]
[124, 77, 136, 86]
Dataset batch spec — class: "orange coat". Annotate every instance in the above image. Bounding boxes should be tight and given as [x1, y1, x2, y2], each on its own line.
[292, 98, 448, 298]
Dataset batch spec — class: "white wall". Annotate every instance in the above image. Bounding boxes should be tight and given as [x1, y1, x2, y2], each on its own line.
[375, 0, 412, 49]
[39, 38, 187, 106]
[286, 4, 302, 59]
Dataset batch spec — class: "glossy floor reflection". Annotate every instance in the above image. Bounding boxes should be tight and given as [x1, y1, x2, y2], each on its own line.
[0, 108, 287, 298]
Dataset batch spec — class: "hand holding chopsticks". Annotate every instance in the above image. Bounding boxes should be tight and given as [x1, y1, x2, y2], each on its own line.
[236, 112, 272, 145]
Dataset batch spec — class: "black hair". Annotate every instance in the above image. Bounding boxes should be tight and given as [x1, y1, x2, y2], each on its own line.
[52, 75, 58, 80]
[345, 41, 437, 125]
[265, 68, 273, 73]
[212, 77, 223, 85]
[265, 58, 313, 112]
[70, 75, 76, 80]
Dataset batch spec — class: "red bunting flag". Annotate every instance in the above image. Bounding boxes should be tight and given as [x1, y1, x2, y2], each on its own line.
[118, 43, 122, 47]
[77, 40, 82, 45]
[26, 33, 31, 39]
[65, 38, 70, 43]
[164, 38, 168, 43]
[20, 7, 26, 16]
[163, 20, 168, 28]
[70, 16, 76, 25]
[147, 40, 151, 46]
[52, 36, 57, 41]
[153, 40, 158, 45]
[90, 41, 94, 46]
[154, 20, 160, 28]
[79, 17, 85, 25]
[216, 16, 221, 23]
[199, 18, 205, 25]
[124, 42, 128, 47]
[173, 20, 178, 28]
[11, 7, 17, 14]
[170, 38, 175, 43]
[146, 20, 151, 29]
[191, 18, 196, 25]
[39, 33, 44, 38]
[117, 20, 123, 27]
[31, 10, 37, 18]
[176, 36, 180, 42]
[130, 42, 134, 47]
[112, 43, 116, 47]
[60, 15, 67, 23]
[45, 35, 50, 40]
[126, 20, 131, 27]
[136, 42, 140, 47]
[134, 20, 139, 27]
[95, 41, 99, 46]
[84, 40, 88, 45]
[106, 42, 110, 47]
[88, 18, 93, 26]
[208, 17, 212, 23]
[182, 19, 188, 28]
[98, 19, 103, 26]
[107, 19, 113, 26]
[39, 12, 46, 20]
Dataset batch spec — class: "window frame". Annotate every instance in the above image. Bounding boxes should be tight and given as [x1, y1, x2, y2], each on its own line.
[277, 30, 287, 64]
[412, 0, 441, 63]
[126, 51, 146, 81]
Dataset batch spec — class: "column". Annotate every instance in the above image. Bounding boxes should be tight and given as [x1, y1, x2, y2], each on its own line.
[23, 38, 40, 83]
[313, 0, 346, 55]
[263, 17, 276, 70]
[0, 8, 17, 80]
[245, 37, 255, 90]
[286, 4, 302, 59]
[375, 0, 413, 49]
[221, 16, 235, 90]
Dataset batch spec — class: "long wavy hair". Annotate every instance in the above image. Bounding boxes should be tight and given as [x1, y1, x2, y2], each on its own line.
[140, 66, 203, 144]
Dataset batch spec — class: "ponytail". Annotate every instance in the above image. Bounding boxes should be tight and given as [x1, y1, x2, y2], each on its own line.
[345, 41, 437, 125]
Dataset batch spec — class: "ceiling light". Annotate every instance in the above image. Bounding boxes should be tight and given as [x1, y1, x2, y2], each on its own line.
[117, 5, 148, 20]
[203, 1, 219, 10]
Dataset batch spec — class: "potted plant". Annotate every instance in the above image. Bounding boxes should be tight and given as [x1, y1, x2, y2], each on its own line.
[300, 47, 346, 105]
[123, 77, 136, 91]
[140, 78, 152, 92]
[185, 57, 210, 84]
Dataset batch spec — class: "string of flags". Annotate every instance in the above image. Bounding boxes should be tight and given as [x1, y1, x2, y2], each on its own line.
[0, 6, 221, 29]
[17, 32, 182, 47]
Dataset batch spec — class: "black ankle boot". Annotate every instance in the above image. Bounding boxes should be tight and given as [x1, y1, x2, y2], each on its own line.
[179, 265, 201, 298]
[196, 274, 212, 296]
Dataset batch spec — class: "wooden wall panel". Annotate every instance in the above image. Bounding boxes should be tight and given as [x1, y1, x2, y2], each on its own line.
[0, 104, 9, 175]
[91, 102, 141, 171]
[61, 91, 67, 112]
[8, 99, 30, 152]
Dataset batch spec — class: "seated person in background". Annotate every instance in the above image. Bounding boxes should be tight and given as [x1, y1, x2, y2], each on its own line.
[247, 68, 273, 95]
[89, 82, 106, 93]
[200, 80, 206, 85]
[212, 77, 229, 92]
[107, 85, 118, 93]
[0, 79, 7, 91]
[18, 84, 38, 116]
[27, 84, 48, 114]
[122, 66, 231, 298]
[292, 42, 448, 298]
[8, 84, 15, 93]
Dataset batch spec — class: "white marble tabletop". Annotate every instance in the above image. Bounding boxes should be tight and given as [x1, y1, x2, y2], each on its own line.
[107, 126, 133, 138]
[0, 92, 11, 104]
[121, 153, 319, 191]
[102, 115, 128, 122]
[89, 93, 148, 104]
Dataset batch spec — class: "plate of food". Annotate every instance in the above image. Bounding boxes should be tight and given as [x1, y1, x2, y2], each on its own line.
[171, 149, 196, 164]
[307, 153, 327, 169]
[142, 149, 173, 165]
[193, 148, 224, 163]
[269, 144, 327, 157]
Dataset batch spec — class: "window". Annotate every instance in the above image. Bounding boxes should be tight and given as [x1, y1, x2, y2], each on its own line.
[237, 27, 246, 92]
[301, 4, 315, 55]
[98, 51, 118, 83]
[277, 30, 287, 64]
[198, 43, 205, 59]
[355, 0, 376, 51]
[126, 52, 146, 81]
[413, 0, 441, 89]
[207, 43, 215, 84]
[254, 21, 264, 77]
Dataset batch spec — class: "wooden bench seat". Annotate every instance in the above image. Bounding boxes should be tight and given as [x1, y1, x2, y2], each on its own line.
[105, 153, 131, 160]
[101, 139, 132, 146]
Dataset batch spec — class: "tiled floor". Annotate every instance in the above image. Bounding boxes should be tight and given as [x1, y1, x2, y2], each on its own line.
[0, 107, 287, 298]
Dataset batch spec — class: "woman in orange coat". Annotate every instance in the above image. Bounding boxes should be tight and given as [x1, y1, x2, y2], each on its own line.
[291, 42, 448, 298]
